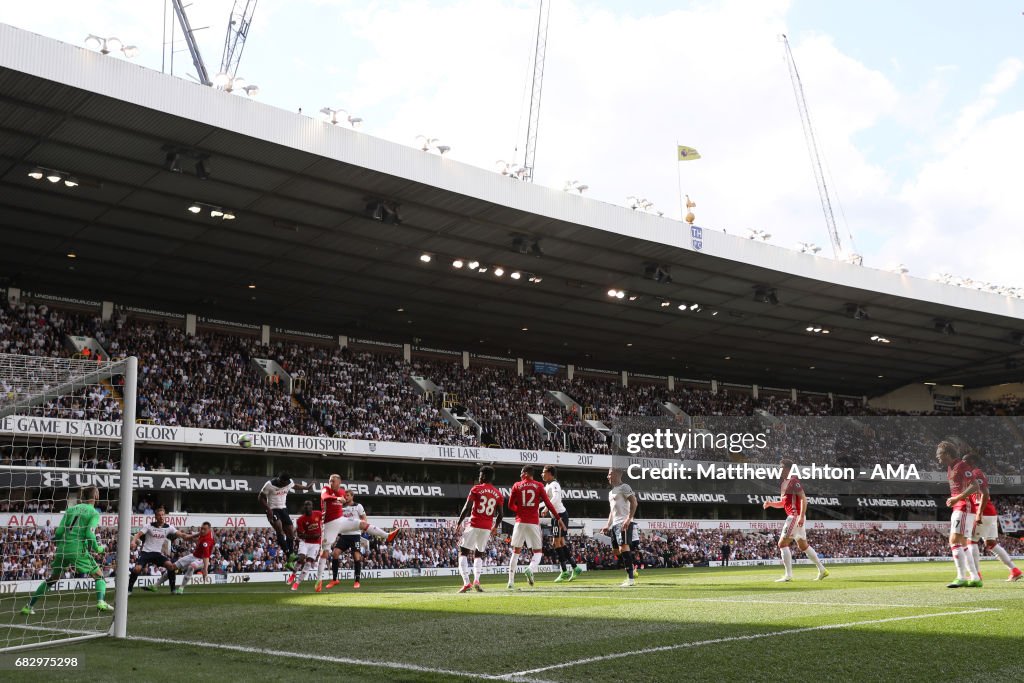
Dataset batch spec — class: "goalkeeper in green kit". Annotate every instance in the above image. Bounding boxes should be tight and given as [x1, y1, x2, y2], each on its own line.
[21, 486, 112, 615]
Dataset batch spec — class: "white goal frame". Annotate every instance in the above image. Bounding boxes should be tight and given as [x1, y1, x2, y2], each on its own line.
[0, 354, 137, 651]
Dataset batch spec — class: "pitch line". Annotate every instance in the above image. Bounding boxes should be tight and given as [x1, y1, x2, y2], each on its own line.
[127, 635, 555, 682]
[499, 608, 1001, 679]
[5, 627, 553, 682]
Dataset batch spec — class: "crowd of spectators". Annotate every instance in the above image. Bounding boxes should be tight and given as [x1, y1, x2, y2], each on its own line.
[3, 304, 1024, 473]
[269, 346, 472, 445]
[2, 520, 1023, 582]
[124, 324, 309, 434]
[0, 301, 64, 358]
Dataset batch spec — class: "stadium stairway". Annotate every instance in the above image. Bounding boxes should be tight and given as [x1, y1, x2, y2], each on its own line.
[63, 333, 109, 361]
[548, 390, 582, 413]
[290, 390, 334, 436]
[251, 357, 292, 392]
[289, 394, 313, 418]
[100, 378, 124, 412]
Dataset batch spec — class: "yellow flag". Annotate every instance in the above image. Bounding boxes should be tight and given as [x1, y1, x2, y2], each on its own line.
[677, 145, 701, 161]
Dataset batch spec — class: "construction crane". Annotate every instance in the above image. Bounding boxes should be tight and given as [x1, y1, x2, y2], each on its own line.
[170, 0, 211, 85]
[780, 34, 856, 261]
[217, 0, 259, 84]
[169, 0, 259, 89]
[520, 0, 552, 183]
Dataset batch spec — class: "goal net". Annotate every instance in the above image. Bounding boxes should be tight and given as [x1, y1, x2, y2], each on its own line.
[0, 353, 137, 652]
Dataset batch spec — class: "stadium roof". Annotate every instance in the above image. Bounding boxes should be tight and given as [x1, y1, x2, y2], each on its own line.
[2, 23, 1024, 396]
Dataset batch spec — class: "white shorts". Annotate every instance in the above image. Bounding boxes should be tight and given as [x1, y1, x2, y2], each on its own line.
[322, 517, 361, 546]
[972, 515, 999, 542]
[297, 541, 321, 558]
[780, 516, 806, 542]
[174, 554, 203, 572]
[460, 527, 491, 553]
[951, 510, 975, 537]
[511, 522, 543, 550]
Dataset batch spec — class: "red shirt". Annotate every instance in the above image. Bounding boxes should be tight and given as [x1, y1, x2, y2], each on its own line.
[970, 467, 997, 516]
[193, 533, 215, 560]
[466, 483, 504, 530]
[321, 485, 347, 522]
[296, 510, 324, 543]
[947, 461, 975, 512]
[781, 477, 803, 517]
[508, 479, 558, 525]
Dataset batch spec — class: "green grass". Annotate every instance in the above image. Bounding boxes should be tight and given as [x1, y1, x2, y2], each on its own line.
[4, 563, 1024, 682]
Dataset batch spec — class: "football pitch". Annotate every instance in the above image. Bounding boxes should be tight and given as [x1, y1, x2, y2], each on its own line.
[7, 563, 1024, 682]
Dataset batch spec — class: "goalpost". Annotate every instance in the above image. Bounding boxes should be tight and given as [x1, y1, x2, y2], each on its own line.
[0, 353, 137, 652]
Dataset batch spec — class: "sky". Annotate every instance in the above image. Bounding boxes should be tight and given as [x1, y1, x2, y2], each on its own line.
[3, 0, 1023, 288]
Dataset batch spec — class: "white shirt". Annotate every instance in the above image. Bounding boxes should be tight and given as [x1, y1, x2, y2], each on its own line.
[341, 503, 365, 536]
[141, 523, 177, 554]
[544, 481, 567, 514]
[260, 480, 294, 509]
[609, 483, 635, 526]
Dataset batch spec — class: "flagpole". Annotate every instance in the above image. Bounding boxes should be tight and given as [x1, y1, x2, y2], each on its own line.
[675, 141, 685, 221]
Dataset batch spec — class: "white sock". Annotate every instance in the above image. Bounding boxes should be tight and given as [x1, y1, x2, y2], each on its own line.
[156, 570, 171, 586]
[970, 543, 982, 577]
[992, 544, 1018, 571]
[458, 555, 471, 584]
[952, 545, 968, 580]
[365, 525, 388, 540]
[317, 556, 326, 581]
[804, 546, 824, 571]
[963, 543, 980, 580]
[181, 567, 195, 589]
[529, 551, 542, 571]
[780, 547, 793, 577]
[508, 552, 520, 580]
[473, 557, 483, 582]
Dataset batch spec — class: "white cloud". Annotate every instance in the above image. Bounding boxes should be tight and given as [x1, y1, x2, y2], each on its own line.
[883, 53, 1024, 288]
[981, 57, 1024, 97]
[895, 107, 1024, 286]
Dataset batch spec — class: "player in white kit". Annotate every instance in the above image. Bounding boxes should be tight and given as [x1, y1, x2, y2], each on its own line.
[128, 506, 197, 594]
[329, 490, 370, 590]
[600, 468, 638, 587]
[542, 465, 580, 582]
[258, 472, 313, 571]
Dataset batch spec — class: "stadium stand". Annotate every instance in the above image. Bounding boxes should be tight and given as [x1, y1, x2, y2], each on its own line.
[4, 302, 1024, 473]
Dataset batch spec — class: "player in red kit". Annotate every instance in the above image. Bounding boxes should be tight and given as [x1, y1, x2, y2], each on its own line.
[763, 459, 828, 582]
[936, 441, 982, 587]
[316, 474, 399, 592]
[455, 466, 504, 593]
[290, 500, 323, 591]
[156, 521, 215, 594]
[507, 465, 565, 590]
[963, 452, 1022, 582]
